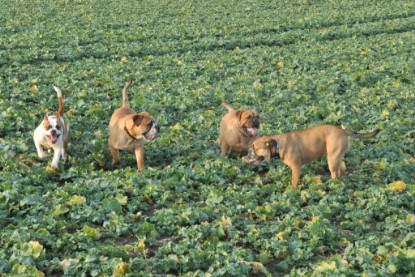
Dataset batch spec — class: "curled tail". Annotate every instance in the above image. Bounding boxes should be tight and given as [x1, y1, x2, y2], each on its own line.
[53, 86, 64, 117]
[222, 102, 235, 112]
[122, 81, 132, 108]
[346, 129, 380, 139]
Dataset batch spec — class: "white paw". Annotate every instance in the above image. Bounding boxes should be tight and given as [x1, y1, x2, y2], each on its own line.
[38, 152, 49, 159]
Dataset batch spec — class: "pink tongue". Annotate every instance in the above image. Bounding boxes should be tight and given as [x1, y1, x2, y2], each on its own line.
[247, 128, 259, 137]
[50, 135, 58, 143]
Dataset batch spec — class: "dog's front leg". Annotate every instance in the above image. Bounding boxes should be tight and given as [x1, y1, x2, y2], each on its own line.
[220, 141, 229, 156]
[51, 147, 62, 169]
[35, 141, 48, 159]
[134, 146, 144, 170]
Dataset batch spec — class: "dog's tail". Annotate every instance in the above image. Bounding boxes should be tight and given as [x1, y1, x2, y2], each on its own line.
[122, 81, 132, 108]
[222, 102, 235, 112]
[53, 86, 64, 117]
[346, 129, 380, 139]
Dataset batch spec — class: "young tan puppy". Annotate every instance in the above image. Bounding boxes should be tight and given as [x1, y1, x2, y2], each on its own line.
[33, 86, 69, 170]
[219, 102, 260, 156]
[108, 81, 159, 169]
[248, 125, 379, 188]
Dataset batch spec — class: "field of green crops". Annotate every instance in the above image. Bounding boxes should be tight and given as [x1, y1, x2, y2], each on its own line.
[1, 0, 415, 276]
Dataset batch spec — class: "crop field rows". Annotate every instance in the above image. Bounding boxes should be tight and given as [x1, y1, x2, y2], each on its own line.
[1, 0, 414, 276]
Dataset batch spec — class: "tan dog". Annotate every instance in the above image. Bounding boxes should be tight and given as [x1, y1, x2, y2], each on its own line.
[33, 86, 69, 170]
[248, 125, 379, 188]
[108, 81, 159, 169]
[219, 102, 260, 156]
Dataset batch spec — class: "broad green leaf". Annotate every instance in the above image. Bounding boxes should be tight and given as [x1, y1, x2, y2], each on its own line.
[67, 195, 86, 206]
[51, 204, 69, 217]
[103, 199, 122, 213]
[315, 261, 337, 273]
[206, 190, 223, 205]
[113, 262, 130, 276]
[83, 225, 100, 240]
[389, 181, 406, 192]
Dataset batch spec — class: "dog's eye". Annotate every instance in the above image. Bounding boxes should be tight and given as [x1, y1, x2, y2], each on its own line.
[46, 126, 52, 130]
[56, 125, 61, 130]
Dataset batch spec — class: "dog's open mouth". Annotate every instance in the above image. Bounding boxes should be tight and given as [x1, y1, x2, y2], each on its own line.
[247, 148, 264, 164]
[243, 126, 259, 137]
[248, 156, 264, 164]
[46, 134, 60, 144]
[143, 129, 157, 141]
[144, 134, 157, 141]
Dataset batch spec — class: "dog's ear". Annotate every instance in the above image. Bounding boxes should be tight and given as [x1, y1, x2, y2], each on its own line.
[43, 113, 51, 129]
[236, 110, 244, 122]
[133, 114, 144, 126]
[265, 139, 278, 150]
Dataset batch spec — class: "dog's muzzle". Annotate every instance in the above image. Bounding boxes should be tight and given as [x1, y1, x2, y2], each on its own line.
[243, 126, 259, 137]
[143, 123, 159, 141]
[46, 133, 60, 144]
[248, 148, 264, 164]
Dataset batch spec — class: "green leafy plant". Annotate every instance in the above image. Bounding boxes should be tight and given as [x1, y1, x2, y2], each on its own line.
[0, 0, 414, 276]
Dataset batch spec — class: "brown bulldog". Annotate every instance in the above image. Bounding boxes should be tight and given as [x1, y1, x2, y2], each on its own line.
[108, 81, 159, 169]
[219, 102, 260, 156]
[248, 124, 379, 188]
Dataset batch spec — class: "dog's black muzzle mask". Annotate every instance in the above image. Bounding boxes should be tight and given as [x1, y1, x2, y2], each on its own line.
[247, 144, 280, 163]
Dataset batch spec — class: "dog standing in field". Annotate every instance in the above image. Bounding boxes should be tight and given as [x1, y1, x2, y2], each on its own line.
[108, 81, 159, 169]
[219, 102, 260, 156]
[248, 124, 379, 188]
[33, 86, 69, 170]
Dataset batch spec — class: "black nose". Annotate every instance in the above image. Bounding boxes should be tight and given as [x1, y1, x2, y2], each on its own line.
[51, 130, 56, 135]
[155, 125, 160, 132]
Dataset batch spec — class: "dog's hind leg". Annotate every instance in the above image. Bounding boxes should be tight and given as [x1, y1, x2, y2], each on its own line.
[109, 145, 121, 166]
[62, 140, 68, 161]
[328, 154, 345, 179]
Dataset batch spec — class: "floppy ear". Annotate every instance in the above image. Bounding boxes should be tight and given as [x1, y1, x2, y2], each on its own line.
[133, 114, 144, 125]
[235, 110, 244, 122]
[265, 139, 278, 151]
[43, 113, 50, 128]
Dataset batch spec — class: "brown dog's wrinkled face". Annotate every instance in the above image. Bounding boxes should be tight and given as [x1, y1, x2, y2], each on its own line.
[248, 137, 278, 163]
[236, 110, 260, 137]
[125, 112, 159, 141]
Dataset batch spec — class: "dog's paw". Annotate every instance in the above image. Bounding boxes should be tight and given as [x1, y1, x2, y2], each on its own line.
[46, 165, 58, 173]
[38, 152, 49, 159]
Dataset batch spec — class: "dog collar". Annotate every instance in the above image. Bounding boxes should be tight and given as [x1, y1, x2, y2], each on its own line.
[124, 125, 139, 140]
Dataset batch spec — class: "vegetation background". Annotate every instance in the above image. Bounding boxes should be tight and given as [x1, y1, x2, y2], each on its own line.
[1, 0, 414, 276]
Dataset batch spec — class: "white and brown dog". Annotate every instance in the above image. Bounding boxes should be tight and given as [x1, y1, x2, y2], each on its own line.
[33, 86, 69, 170]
